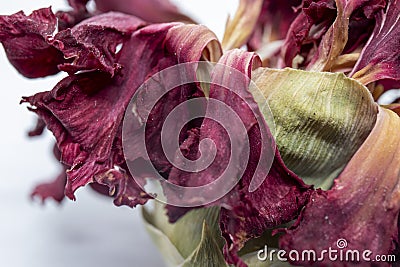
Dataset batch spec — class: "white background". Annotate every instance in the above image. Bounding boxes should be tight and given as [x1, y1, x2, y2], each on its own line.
[0, 1, 237, 267]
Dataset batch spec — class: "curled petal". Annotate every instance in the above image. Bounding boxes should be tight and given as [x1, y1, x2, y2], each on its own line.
[31, 168, 68, 203]
[221, 0, 264, 50]
[59, 0, 195, 30]
[31, 145, 67, 203]
[28, 118, 46, 137]
[217, 52, 311, 266]
[52, 12, 146, 76]
[94, 166, 152, 208]
[309, 0, 386, 71]
[0, 8, 64, 78]
[164, 50, 312, 267]
[247, 0, 301, 51]
[351, 0, 400, 87]
[280, 0, 337, 68]
[279, 107, 400, 266]
[56, 0, 91, 31]
[280, 0, 385, 69]
[23, 20, 221, 208]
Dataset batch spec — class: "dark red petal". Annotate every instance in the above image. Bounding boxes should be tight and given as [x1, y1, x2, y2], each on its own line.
[94, 0, 195, 23]
[165, 50, 312, 266]
[58, 0, 195, 30]
[56, 9, 91, 31]
[31, 145, 68, 203]
[67, 0, 90, 10]
[0, 8, 64, 78]
[309, 0, 386, 71]
[52, 12, 146, 76]
[31, 168, 68, 203]
[280, 0, 385, 69]
[280, 0, 337, 68]
[279, 107, 400, 266]
[94, 164, 152, 208]
[351, 0, 400, 86]
[28, 118, 46, 137]
[55, 0, 91, 30]
[216, 51, 311, 266]
[247, 0, 302, 51]
[23, 21, 221, 208]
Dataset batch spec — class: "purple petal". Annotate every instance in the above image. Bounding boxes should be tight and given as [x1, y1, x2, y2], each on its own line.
[0, 8, 64, 78]
[280, 0, 385, 69]
[216, 53, 311, 266]
[67, 0, 90, 10]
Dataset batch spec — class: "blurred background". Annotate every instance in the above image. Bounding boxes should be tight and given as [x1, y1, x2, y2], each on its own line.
[0, 1, 237, 266]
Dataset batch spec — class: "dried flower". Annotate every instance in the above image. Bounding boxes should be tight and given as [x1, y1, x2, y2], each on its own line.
[1, 0, 400, 266]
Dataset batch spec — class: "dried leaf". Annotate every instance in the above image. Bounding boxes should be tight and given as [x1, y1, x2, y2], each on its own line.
[252, 68, 378, 188]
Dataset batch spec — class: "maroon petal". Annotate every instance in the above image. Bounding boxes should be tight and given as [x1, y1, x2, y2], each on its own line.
[165, 50, 312, 266]
[280, 0, 337, 68]
[165, 50, 265, 217]
[94, 0, 195, 23]
[58, 0, 195, 30]
[56, 0, 91, 31]
[28, 118, 46, 137]
[215, 51, 311, 266]
[247, 0, 302, 51]
[31, 170, 67, 203]
[67, 0, 90, 10]
[279, 107, 400, 266]
[94, 164, 152, 208]
[31, 145, 68, 203]
[52, 12, 146, 76]
[309, 0, 386, 71]
[351, 0, 400, 87]
[22, 20, 221, 209]
[0, 8, 64, 78]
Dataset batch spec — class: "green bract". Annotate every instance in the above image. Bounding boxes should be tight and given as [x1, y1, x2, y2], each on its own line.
[251, 68, 378, 188]
[143, 203, 227, 267]
[143, 203, 297, 267]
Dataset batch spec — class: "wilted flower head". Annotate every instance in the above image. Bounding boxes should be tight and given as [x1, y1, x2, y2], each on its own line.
[1, 0, 400, 266]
